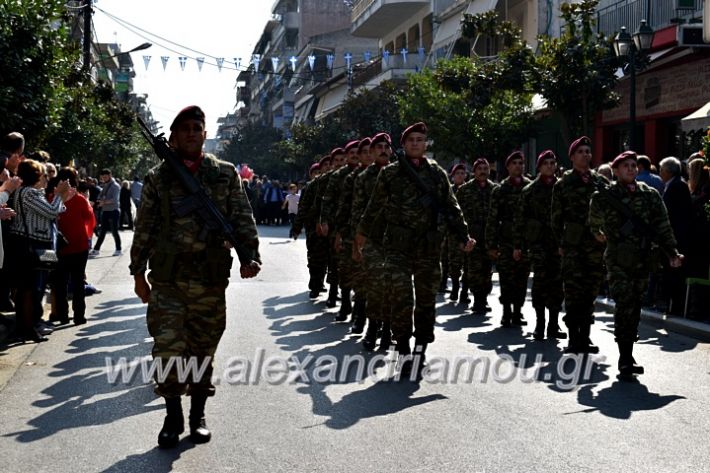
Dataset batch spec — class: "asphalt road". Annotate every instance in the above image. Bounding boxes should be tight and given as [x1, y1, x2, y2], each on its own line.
[0, 226, 708, 473]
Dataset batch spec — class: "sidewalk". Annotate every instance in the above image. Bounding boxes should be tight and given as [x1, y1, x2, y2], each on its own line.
[596, 296, 710, 343]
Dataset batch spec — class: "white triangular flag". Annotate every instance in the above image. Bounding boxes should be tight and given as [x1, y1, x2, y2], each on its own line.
[161, 56, 169, 71]
[196, 57, 205, 71]
[179, 56, 187, 71]
[143, 55, 151, 71]
[217, 57, 224, 71]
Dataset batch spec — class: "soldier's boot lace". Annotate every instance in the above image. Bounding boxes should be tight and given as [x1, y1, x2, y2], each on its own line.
[158, 396, 184, 449]
[350, 297, 366, 334]
[362, 320, 381, 351]
[326, 284, 339, 308]
[546, 310, 567, 339]
[533, 307, 546, 341]
[458, 282, 470, 305]
[379, 321, 392, 351]
[512, 305, 527, 326]
[189, 395, 212, 444]
[449, 279, 459, 301]
[501, 303, 513, 327]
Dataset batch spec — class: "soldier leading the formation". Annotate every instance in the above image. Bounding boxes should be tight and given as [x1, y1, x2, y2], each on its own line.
[589, 150, 683, 380]
[130, 106, 261, 448]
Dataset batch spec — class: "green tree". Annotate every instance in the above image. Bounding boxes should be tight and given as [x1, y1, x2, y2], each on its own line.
[220, 121, 284, 178]
[535, 0, 621, 143]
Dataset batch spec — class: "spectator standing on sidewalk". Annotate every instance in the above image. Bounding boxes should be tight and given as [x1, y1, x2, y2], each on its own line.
[282, 183, 299, 238]
[0, 132, 25, 313]
[130, 176, 143, 210]
[90, 169, 122, 257]
[119, 180, 133, 230]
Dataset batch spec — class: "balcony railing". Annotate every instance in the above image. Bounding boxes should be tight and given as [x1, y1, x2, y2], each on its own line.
[596, 0, 704, 37]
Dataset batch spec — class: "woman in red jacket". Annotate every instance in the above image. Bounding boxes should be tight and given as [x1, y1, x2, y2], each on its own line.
[52, 167, 95, 325]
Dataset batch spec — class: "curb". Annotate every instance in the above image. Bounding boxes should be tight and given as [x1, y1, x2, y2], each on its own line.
[596, 297, 710, 343]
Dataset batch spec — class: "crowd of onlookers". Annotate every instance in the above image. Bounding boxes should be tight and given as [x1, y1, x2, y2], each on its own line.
[0, 132, 142, 343]
[244, 176, 304, 230]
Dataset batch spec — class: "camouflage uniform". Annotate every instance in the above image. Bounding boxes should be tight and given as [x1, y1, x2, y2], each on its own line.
[589, 181, 678, 343]
[130, 154, 259, 398]
[306, 171, 334, 289]
[457, 179, 497, 310]
[292, 179, 324, 292]
[551, 170, 608, 347]
[514, 176, 563, 312]
[446, 184, 467, 299]
[357, 158, 468, 348]
[487, 176, 532, 322]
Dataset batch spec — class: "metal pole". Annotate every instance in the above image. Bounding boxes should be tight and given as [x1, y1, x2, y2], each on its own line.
[82, 0, 92, 72]
[629, 47, 637, 151]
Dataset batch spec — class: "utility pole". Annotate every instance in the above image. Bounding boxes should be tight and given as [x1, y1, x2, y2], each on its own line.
[82, 0, 93, 72]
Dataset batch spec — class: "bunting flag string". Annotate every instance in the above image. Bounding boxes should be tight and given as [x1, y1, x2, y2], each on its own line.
[216, 57, 224, 71]
[143, 55, 151, 71]
[344, 52, 352, 70]
[160, 56, 169, 71]
[196, 57, 205, 71]
[382, 50, 390, 67]
[401, 48, 408, 65]
[234, 57, 242, 69]
[271, 57, 279, 71]
[308, 55, 316, 71]
[289, 55, 298, 72]
[326, 54, 335, 71]
[178, 56, 187, 71]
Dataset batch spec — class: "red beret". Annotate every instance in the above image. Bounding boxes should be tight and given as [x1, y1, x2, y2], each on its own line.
[611, 150, 637, 168]
[344, 140, 360, 152]
[309, 163, 320, 174]
[371, 132, 392, 147]
[170, 105, 205, 131]
[400, 122, 427, 145]
[505, 151, 525, 167]
[472, 158, 489, 172]
[450, 163, 466, 176]
[357, 137, 372, 152]
[318, 155, 332, 166]
[330, 147, 345, 157]
[568, 136, 591, 157]
[536, 150, 557, 169]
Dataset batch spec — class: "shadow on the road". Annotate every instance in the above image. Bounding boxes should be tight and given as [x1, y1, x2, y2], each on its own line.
[263, 292, 447, 429]
[100, 443, 195, 473]
[571, 381, 686, 419]
[3, 297, 160, 443]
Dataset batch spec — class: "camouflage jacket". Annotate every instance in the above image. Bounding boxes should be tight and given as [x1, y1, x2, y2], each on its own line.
[335, 166, 365, 239]
[456, 179, 497, 245]
[351, 163, 385, 241]
[129, 153, 260, 275]
[357, 158, 468, 245]
[513, 176, 557, 252]
[551, 169, 608, 250]
[589, 180, 678, 271]
[486, 176, 531, 250]
[292, 179, 315, 234]
[320, 166, 353, 228]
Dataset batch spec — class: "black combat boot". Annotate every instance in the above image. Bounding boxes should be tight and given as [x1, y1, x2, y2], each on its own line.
[362, 319, 381, 351]
[459, 282, 470, 305]
[326, 284, 338, 308]
[577, 323, 599, 354]
[512, 305, 527, 326]
[563, 318, 580, 354]
[617, 340, 644, 380]
[188, 394, 212, 444]
[449, 278, 460, 301]
[501, 303, 513, 327]
[379, 321, 392, 351]
[350, 297, 366, 333]
[335, 287, 352, 321]
[471, 292, 488, 314]
[546, 310, 567, 339]
[397, 337, 413, 379]
[533, 307, 546, 341]
[158, 396, 184, 449]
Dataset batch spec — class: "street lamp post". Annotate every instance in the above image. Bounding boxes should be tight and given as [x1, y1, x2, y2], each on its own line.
[614, 20, 655, 151]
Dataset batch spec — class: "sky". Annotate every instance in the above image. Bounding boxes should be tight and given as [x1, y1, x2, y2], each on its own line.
[92, 0, 274, 138]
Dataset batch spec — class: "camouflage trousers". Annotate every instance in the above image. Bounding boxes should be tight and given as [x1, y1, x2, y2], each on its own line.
[529, 247, 563, 311]
[447, 238, 465, 281]
[363, 241, 390, 322]
[465, 247, 493, 296]
[496, 246, 530, 307]
[306, 230, 329, 290]
[607, 264, 647, 342]
[326, 235, 339, 286]
[561, 246, 605, 326]
[146, 277, 227, 398]
[342, 238, 368, 295]
[384, 246, 440, 344]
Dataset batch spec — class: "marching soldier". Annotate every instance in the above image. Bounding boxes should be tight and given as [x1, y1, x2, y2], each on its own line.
[130, 106, 260, 448]
[487, 151, 531, 327]
[447, 163, 469, 303]
[513, 150, 565, 340]
[292, 162, 323, 297]
[352, 132, 393, 351]
[457, 158, 497, 314]
[589, 151, 682, 380]
[355, 123, 475, 378]
[551, 136, 608, 354]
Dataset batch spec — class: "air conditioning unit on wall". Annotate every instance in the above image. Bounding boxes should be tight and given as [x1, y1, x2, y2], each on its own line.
[680, 24, 710, 46]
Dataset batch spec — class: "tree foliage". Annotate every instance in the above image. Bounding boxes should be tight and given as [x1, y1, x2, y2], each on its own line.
[535, 0, 621, 143]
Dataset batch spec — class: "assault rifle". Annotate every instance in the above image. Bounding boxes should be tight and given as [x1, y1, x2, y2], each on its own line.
[396, 151, 469, 244]
[137, 117, 256, 266]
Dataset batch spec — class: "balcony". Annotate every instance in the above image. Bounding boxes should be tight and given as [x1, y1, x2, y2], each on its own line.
[283, 11, 299, 30]
[351, 0, 430, 37]
[596, 0, 704, 38]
